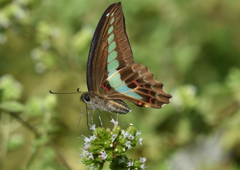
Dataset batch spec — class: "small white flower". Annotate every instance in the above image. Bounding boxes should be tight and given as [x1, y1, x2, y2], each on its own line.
[90, 134, 97, 141]
[138, 138, 143, 145]
[130, 123, 133, 126]
[99, 150, 108, 160]
[83, 136, 91, 143]
[82, 136, 92, 149]
[122, 130, 129, 139]
[127, 160, 133, 167]
[88, 152, 94, 160]
[136, 131, 141, 136]
[110, 118, 119, 125]
[140, 164, 147, 170]
[111, 134, 118, 142]
[125, 141, 132, 149]
[90, 124, 96, 131]
[140, 157, 147, 163]
[128, 134, 134, 140]
[81, 134, 96, 149]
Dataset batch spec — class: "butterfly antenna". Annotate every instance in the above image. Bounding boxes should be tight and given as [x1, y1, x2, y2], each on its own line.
[49, 88, 83, 94]
[77, 88, 84, 94]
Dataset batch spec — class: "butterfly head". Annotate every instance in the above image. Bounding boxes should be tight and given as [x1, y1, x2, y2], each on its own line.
[81, 92, 91, 104]
[80, 91, 103, 106]
[80, 93, 90, 103]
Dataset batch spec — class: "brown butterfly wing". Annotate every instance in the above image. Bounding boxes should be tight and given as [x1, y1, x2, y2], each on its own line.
[87, 2, 134, 95]
[102, 63, 172, 108]
[87, 3, 171, 108]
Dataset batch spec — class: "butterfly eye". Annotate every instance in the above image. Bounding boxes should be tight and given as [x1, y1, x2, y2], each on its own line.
[84, 95, 90, 102]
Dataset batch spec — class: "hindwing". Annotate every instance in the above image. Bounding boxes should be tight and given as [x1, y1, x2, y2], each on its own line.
[101, 63, 171, 108]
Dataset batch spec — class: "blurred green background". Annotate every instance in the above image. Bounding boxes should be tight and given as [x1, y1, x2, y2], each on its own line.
[1, 0, 240, 170]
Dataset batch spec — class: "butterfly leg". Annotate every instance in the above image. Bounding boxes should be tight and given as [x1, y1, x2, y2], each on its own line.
[117, 113, 119, 122]
[85, 105, 95, 127]
[80, 105, 93, 129]
[97, 110, 103, 127]
[89, 108, 95, 126]
[78, 106, 87, 127]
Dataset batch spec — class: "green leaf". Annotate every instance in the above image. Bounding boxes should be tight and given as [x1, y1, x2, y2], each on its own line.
[0, 101, 25, 112]
[0, 75, 23, 101]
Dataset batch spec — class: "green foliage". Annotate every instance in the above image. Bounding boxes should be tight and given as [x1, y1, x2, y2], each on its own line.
[7, 133, 24, 151]
[0, 75, 22, 101]
[0, 100, 25, 112]
[0, 74, 58, 169]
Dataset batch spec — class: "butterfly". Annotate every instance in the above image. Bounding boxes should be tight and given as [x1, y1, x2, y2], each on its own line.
[80, 2, 171, 118]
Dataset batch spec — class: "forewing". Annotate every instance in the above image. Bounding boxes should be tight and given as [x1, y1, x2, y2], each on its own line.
[87, 2, 134, 95]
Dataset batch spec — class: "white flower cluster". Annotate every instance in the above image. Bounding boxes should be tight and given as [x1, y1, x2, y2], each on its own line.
[110, 118, 143, 148]
[78, 119, 145, 169]
[78, 124, 110, 162]
[121, 128, 143, 149]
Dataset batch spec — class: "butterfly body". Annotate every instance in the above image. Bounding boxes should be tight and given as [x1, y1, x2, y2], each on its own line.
[81, 2, 171, 114]
[81, 92, 131, 114]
